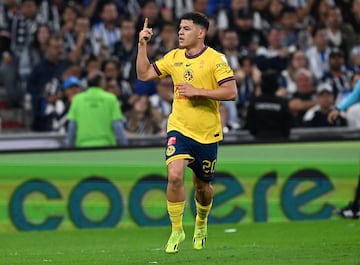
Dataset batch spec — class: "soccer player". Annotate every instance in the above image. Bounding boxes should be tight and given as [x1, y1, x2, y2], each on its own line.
[136, 12, 237, 253]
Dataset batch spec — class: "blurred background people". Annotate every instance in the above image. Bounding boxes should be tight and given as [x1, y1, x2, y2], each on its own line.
[303, 82, 347, 127]
[288, 68, 317, 127]
[124, 94, 164, 137]
[67, 70, 127, 148]
[27, 34, 72, 132]
[245, 69, 293, 139]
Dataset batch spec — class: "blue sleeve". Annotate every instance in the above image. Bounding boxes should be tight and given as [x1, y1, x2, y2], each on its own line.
[112, 120, 128, 146]
[67, 120, 77, 147]
[338, 80, 360, 111]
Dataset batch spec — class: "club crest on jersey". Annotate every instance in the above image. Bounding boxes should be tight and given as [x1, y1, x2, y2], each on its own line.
[166, 145, 176, 156]
[183, 69, 194, 82]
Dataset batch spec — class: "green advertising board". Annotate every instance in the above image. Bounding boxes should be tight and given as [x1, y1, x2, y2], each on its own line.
[0, 140, 359, 232]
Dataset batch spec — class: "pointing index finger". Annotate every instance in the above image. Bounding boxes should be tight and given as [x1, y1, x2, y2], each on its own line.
[143, 17, 148, 30]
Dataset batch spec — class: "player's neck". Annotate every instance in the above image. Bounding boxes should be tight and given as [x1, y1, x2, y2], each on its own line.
[185, 44, 206, 58]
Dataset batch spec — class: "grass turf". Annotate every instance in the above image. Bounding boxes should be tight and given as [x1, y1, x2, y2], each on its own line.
[1, 220, 359, 265]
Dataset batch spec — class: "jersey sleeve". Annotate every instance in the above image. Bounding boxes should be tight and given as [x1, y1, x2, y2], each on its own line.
[152, 50, 176, 78]
[213, 53, 235, 85]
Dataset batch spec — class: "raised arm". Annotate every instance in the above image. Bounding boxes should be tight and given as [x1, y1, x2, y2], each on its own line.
[136, 18, 158, 81]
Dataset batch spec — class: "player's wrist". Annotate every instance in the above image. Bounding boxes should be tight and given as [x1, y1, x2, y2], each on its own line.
[138, 39, 147, 46]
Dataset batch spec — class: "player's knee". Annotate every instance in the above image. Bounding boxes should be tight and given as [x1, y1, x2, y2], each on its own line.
[168, 170, 184, 186]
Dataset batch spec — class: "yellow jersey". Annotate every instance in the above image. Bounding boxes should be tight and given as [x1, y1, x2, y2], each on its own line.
[153, 46, 235, 144]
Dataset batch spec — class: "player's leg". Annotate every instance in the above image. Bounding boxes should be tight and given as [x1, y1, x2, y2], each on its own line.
[192, 173, 213, 250]
[165, 159, 188, 253]
[337, 174, 360, 219]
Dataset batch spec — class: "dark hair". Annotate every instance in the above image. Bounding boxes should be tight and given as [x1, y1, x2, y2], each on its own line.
[311, 24, 327, 37]
[87, 71, 105, 87]
[280, 5, 297, 17]
[180, 12, 209, 31]
[261, 69, 279, 95]
[101, 57, 120, 72]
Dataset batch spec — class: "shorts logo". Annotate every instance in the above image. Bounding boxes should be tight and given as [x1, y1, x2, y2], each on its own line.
[166, 145, 176, 156]
[167, 136, 176, 145]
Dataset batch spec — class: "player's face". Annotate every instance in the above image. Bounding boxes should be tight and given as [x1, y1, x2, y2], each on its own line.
[178, 19, 201, 49]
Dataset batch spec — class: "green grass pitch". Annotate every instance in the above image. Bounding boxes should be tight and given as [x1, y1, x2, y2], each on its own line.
[1, 220, 359, 265]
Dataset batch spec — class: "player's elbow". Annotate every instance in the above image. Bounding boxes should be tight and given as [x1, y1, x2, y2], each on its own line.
[227, 88, 237, 101]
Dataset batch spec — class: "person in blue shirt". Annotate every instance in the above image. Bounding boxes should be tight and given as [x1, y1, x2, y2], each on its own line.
[328, 73, 360, 123]
[328, 74, 360, 219]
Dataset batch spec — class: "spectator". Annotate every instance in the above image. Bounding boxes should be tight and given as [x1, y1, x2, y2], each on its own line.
[288, 68, 317, 127]
[124, 94, 164, 137]
[82, 54, 101, 81]
[309, 0, 331, 28]
[278, 5, 311, 51]
[68, 15, 94, 64]
[59, 2, 78, 37]
[153, 21, 178, 56]
[149, 77, 173, 131]
[91, 2, 121, 56]
[37, 0, 60, 32]
[221, 0, 251, 30]
[261, 0, 284, 30]
[27, 34, 72, 132]
[112, 16, 137, 84]
[53, 76, 82, 133]
[278, 49, 309, 98]
[235, 55, 261, 120]
[67, 70, 127, 147]
[303, 82, 347, 127]
[2, 0, 40, 108]
[305, 24, 332, 82]
[254, 26, 289, 72]
[105, 77, 132, 114]
[101, 57, 133, 113]
[192, 0, 209, 14]
[233, 8, 267, 56]
[246, 69, 293, 139]
[161, 0, 192, 21]
[349, 45, 360, 73]
[0, 0, 19, 108]
[18, 24, 51, 84]
[322, 48, 352, 101]
[330, 71, 360, 129]
[135, 0, 164, 44]
[347, 0, 360, 35]
[325, 6, 356, 65]
[220, 28, 242, 71]
[205, 16, 222, 51]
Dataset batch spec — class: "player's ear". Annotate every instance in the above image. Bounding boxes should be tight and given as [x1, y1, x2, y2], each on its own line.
[198, 27, 206, 39]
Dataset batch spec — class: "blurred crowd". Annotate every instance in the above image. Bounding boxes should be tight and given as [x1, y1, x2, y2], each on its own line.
[1, 0, 360, 140]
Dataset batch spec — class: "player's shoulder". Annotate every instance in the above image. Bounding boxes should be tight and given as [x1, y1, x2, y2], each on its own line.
[205, 46, 226, 60]
[205, 46, 224, 56]
[163, 48, 184, 59]
[205, 47, 231, 67]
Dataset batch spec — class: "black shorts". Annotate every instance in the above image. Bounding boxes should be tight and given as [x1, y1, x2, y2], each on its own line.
[165, 130, 218, 182]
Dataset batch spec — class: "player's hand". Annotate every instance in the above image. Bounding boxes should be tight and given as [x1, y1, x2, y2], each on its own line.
[176, 83, 200, 98]
[327, 109, 339, 123]
[139, 18, 153, 46]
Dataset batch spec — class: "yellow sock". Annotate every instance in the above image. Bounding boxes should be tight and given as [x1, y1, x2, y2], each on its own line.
[167, 201, 185, 232]
[195, 200, 212, 227]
